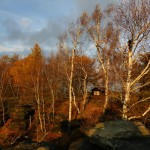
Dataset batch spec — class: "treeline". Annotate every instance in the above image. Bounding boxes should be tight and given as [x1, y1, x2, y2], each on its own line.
[0, 0, 149, 142]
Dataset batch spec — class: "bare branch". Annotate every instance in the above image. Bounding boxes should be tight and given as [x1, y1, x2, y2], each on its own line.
[131, 81, 150, 92]
[128, 97, 150, 111]
[112, 65, 126, 88]
[128, 105, 150, 120]
[143, 105, 150, 116]
[131, 60, 150, 86]
[134, 22, 150, 42]
[96, 46, 107, 74]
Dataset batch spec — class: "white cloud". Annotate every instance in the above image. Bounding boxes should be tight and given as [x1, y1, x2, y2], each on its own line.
[20, 17, 31, 27]
[0, 45, 10, 51]
[0, 43, 28, 52]
[0, 43, 31, 56]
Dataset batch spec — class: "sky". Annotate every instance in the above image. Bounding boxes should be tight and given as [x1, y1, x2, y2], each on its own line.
[0, 0, 119, 56]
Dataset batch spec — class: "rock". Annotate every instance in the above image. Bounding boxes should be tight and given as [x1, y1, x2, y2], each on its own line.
[57, 129, 85, 150]
[92, 120, 142, 139]
[86, 123, 104, 137]
[69, 138, 104, 150]
[90, 120, 150, 150]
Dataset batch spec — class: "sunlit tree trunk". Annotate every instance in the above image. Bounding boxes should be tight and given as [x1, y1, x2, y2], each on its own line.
[35, 76, 43, 133]
[123, 46, 132, 119]
[59, 21, 83, 129]
[113, 0, 150, 120]
[80, 6, 119, 114]
[82, 73, 88, 111]
[104, 60, 109, 113]
[72, 86, 80, 113]
[44, 66, 56, 119]
[68, 49, 75, 128]
[97, 46, 110, 113]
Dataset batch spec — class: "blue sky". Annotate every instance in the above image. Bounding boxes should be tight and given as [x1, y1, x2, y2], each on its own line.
[0, 0, 118, 56]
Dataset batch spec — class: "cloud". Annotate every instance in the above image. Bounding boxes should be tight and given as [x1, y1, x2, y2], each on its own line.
[0, 43, 30, 56]
[3, 19, 24, 41]
[0, 17, 65, 54]
[20, 17, 31, 27]
[28, 18, 69, 45]
[0, 0, 119, 56]
[0, 45, 10, 52]
[1, 14, 70, 51]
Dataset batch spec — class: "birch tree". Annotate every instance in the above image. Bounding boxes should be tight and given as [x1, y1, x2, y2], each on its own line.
[44, 52, 61, 119]
[80, 6, 119, 113]
[74, 55, 98, 110]
[113, 0, 150, 119]
[58, 20, 83, 128]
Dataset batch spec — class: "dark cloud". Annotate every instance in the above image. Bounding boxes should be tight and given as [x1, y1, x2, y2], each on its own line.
[0, 18, 27, 55]
[3, 19, 25, 41]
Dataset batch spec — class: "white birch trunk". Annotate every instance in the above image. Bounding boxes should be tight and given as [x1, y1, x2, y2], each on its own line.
[103, 73, 109, 113]
[82, 74, 88, 111]
[103, 59, 110, 113]
[123, 46, 132, 120]
[36, 76, 43, 133]
[97, 46, 110, 113]
[37, 96, 43, 132]
[68, 49, 75, 128]
[44, 69, 56, 119]
[72, 87, 80, 113]
[68, 82, 72, 129]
